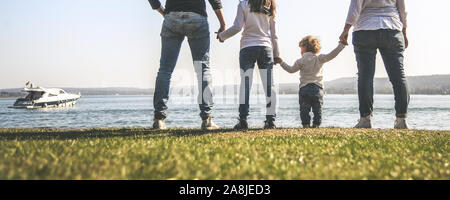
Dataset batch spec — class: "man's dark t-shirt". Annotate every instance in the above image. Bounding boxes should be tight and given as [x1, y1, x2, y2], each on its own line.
[148, 0, 222, 17]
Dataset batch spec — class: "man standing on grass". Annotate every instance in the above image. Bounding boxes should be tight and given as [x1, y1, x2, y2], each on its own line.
[148, 0, 226, 130]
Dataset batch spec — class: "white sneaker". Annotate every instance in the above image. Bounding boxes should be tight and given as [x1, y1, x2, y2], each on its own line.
[153, 119, 167, 130]
[354, 116, 372, 129]
[201, 117, 220, 130]
[394, 117, 409, 129]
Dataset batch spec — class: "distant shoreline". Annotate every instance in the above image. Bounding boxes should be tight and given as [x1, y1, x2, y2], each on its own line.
[2, 74, 450, 96]
[1, 93, 449, 99]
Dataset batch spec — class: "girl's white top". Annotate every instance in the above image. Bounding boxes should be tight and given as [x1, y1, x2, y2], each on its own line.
[218, 0, 280, 58]
[345, 0, 407, 32]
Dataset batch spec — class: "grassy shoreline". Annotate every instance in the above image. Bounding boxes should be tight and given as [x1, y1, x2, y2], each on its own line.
[0, 128, 448, 180]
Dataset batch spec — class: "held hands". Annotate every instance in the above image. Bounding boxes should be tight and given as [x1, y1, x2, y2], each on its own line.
[215, 25, 226, 43]
[339, 30, 349, 45]
[213, 9, 226, 43]
[157, 6, 165, 17]
[274, 57, 283, 65]
[339, 24, 351, 46]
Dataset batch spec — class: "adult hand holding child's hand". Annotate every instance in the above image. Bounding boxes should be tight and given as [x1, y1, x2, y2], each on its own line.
[339, 24, 352, 45]
[274, 57, 283, 65]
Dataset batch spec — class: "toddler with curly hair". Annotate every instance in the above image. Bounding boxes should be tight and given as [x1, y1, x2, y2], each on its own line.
[276, 36, 346, 128]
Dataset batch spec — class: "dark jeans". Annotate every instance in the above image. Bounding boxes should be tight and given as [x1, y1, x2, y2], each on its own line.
[239, 46, 277, 121]
[299, 83, 324, 126]
[153, 12, 213, 120]
[353, 29, 410, 118]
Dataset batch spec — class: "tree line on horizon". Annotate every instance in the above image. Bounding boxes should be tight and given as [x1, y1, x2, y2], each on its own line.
[1, 75, 449, 97]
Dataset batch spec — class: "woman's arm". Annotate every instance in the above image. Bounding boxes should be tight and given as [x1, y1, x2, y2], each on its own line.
[280, 60, 302, 74]
[270, 17, 280, 59]
[339, 0, 363, 45]
[218, 3, 245, 42]
[397, 0, 407, 28]
[397, 0, 409, 48]
[345, 0, 363, 27]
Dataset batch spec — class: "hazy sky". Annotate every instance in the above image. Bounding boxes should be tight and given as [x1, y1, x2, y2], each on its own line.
[1, 0, 449, 89]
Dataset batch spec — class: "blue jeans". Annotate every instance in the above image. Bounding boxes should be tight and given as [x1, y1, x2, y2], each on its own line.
[353, 29, 410, 118]
[299, 83, 324, 126]
[154, 12, 213, 120]
[238, 46, 277, 121]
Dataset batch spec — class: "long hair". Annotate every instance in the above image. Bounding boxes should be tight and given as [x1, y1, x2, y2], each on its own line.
[248, 0, 276, 17]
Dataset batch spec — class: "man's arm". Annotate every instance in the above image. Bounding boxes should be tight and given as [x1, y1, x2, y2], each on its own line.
[214, 9, 226, 35]
[209, 0, 226, 38]
[148, 0, 165, 17]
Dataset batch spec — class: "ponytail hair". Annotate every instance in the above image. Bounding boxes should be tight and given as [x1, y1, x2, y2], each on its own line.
[248, 0, 276, 17]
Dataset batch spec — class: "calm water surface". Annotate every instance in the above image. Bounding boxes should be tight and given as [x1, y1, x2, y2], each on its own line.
[0, 95, 449, 130]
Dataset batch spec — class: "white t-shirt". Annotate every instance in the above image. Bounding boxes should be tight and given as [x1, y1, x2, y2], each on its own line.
[218, 0, 280, 58]
[346, 0, 407, 32]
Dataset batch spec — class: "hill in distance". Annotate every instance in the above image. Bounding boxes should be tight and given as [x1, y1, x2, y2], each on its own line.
[1, 74, 449, 97]
[323, 74, 450, 95]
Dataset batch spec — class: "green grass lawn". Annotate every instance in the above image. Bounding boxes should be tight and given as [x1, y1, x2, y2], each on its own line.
[0, 128, 448, 180]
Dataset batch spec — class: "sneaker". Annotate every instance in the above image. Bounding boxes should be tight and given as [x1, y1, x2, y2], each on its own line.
[233, 119, 249, 130]
[264, 119, 276, 129]
[302, 124, 311, 128]
[394, 117, 409, 129]
[354, 116, 372, 129]
[153, 119, 167, 130]
[201, 117, 220, 130]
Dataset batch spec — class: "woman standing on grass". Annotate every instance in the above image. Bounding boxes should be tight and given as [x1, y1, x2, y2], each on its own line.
[218, 0, 280, 130]
[339, 0, 410, 129]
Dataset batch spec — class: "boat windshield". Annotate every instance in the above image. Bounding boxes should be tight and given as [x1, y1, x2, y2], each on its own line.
[25, 92, 44, 100]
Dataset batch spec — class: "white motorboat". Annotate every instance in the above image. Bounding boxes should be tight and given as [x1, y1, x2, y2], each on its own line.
[9, 83, 81, 109]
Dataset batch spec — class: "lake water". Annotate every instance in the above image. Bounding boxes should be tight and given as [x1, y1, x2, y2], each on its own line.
[0, 95, 449, 130]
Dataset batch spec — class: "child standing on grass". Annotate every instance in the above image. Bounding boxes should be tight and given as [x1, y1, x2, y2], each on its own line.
[218, 0, 280, 130]
[276, 36, 346, 128]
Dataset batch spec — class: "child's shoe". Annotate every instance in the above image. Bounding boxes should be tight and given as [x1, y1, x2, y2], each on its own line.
[312, 124, 320, 128]
[302, 124, 311, 128]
